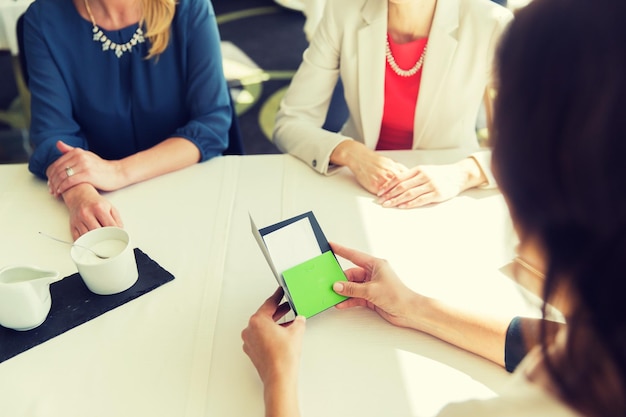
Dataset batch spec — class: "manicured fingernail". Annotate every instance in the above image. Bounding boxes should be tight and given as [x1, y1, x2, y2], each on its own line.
[382, 201, 392, 207]
[333, 282, 344, 292]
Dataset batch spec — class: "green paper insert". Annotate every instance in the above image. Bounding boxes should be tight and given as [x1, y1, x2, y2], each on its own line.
[282, 251, 348, 318]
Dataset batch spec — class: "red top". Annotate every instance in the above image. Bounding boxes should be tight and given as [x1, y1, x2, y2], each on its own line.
[376, 35, 428, 151]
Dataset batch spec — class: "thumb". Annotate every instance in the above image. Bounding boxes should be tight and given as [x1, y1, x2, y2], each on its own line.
[56, 140, 74, 154]
[333, 280, 369, 300]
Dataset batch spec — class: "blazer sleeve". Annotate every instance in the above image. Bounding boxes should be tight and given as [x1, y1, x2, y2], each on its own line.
[272, 0, 352, 175]
[471, 6, 514, 188]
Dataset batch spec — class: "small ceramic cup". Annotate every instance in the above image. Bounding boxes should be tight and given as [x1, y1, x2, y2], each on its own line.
[71, 227, 138, 295]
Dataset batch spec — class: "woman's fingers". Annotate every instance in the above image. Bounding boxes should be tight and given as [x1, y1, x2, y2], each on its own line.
[330, 242, 377, 271]
[258, 287, 285, 317]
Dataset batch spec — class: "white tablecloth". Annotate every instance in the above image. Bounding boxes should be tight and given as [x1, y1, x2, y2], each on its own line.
[0, 152, 539, 417]
[0, 0, 34, 55]
[205, 151, 538, 417]
[0, 158, 239, 417]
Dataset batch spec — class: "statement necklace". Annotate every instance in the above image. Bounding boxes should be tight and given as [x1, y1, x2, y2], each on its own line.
[84, 0, 145, 58]
[385, 36, 428, 77]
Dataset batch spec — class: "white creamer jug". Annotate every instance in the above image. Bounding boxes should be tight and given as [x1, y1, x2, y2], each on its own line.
[0, 265, 61, 331]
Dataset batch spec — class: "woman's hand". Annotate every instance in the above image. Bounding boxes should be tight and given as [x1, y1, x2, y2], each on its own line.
[242, 287, 306, 387]
[62, 183, 123, 239]
[242, 288, 305, 417]
[46, 141, 127, 197]
[330, 140, 407, 195]
[376, 158, 487, 209]
[331, 242, 418, 329]
[332, 242, 515, 368]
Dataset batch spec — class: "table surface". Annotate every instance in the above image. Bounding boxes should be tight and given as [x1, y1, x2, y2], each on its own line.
[0, 151, 541, 417]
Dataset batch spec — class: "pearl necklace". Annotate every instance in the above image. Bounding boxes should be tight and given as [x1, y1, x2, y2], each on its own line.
[385, 37, 428, 77]
[84, 0, 145, 58]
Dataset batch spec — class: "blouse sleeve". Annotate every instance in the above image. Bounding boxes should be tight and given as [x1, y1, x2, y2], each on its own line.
[504, 316, 529, 372]
[172, 0, 230, 162]
[25, 4, 89, 179]
[504, 317, 566, 373]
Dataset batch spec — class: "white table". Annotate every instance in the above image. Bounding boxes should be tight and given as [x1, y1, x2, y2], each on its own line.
[206, 151, 539, 417]
[0, 158, 239, 417]
[0, 152, 540, 417]
[0, 0, 34, 55]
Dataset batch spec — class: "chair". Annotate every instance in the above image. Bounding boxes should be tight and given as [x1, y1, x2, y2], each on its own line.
[15, 13, 244, 155]
[223, 93, 245, 155]
[16, 13, 28, 87]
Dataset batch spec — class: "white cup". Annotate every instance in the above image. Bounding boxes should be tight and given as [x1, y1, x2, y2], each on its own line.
[71, 227, 138, 295]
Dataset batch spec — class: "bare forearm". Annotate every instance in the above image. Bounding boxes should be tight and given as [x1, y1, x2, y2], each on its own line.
[406, 294, 510, 367]
[264, 379, 301, 417]
[117, 137, 201, 187]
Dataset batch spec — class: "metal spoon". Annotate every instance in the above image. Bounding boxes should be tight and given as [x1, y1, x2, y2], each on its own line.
[38, 231, 109, 259]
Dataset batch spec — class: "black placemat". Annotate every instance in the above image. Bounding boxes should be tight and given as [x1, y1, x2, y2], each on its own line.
[0, 248, 174, 363]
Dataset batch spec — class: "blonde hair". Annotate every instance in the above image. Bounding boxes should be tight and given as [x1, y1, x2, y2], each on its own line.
[141, 0, 177, 59]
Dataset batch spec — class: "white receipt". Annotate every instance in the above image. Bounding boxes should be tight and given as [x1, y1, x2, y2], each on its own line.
[262, 217, 321, 275]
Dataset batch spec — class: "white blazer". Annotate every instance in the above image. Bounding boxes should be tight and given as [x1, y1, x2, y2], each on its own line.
[273, 0, 513, 181]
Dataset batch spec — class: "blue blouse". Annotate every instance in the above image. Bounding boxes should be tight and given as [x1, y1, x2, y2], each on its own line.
[25, 0, 230, 178]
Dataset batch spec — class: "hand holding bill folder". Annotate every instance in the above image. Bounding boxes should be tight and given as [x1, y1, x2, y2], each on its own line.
[250, 211, 348, 318]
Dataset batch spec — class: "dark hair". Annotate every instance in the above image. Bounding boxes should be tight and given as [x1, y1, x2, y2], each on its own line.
[492, 0, 626, 416]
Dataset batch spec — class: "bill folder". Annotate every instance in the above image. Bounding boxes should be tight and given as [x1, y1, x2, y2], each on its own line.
[250, 211, 348, 318]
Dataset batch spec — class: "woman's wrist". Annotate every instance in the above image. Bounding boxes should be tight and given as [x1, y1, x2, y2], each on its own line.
[399, 292, 434, 331]
[457, 157, 487, 190]
[61, 182, 98, 206]
[330, 139, 362, 168]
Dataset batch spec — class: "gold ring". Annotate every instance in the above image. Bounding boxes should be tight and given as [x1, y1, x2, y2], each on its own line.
[65, 167, 75, 177]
